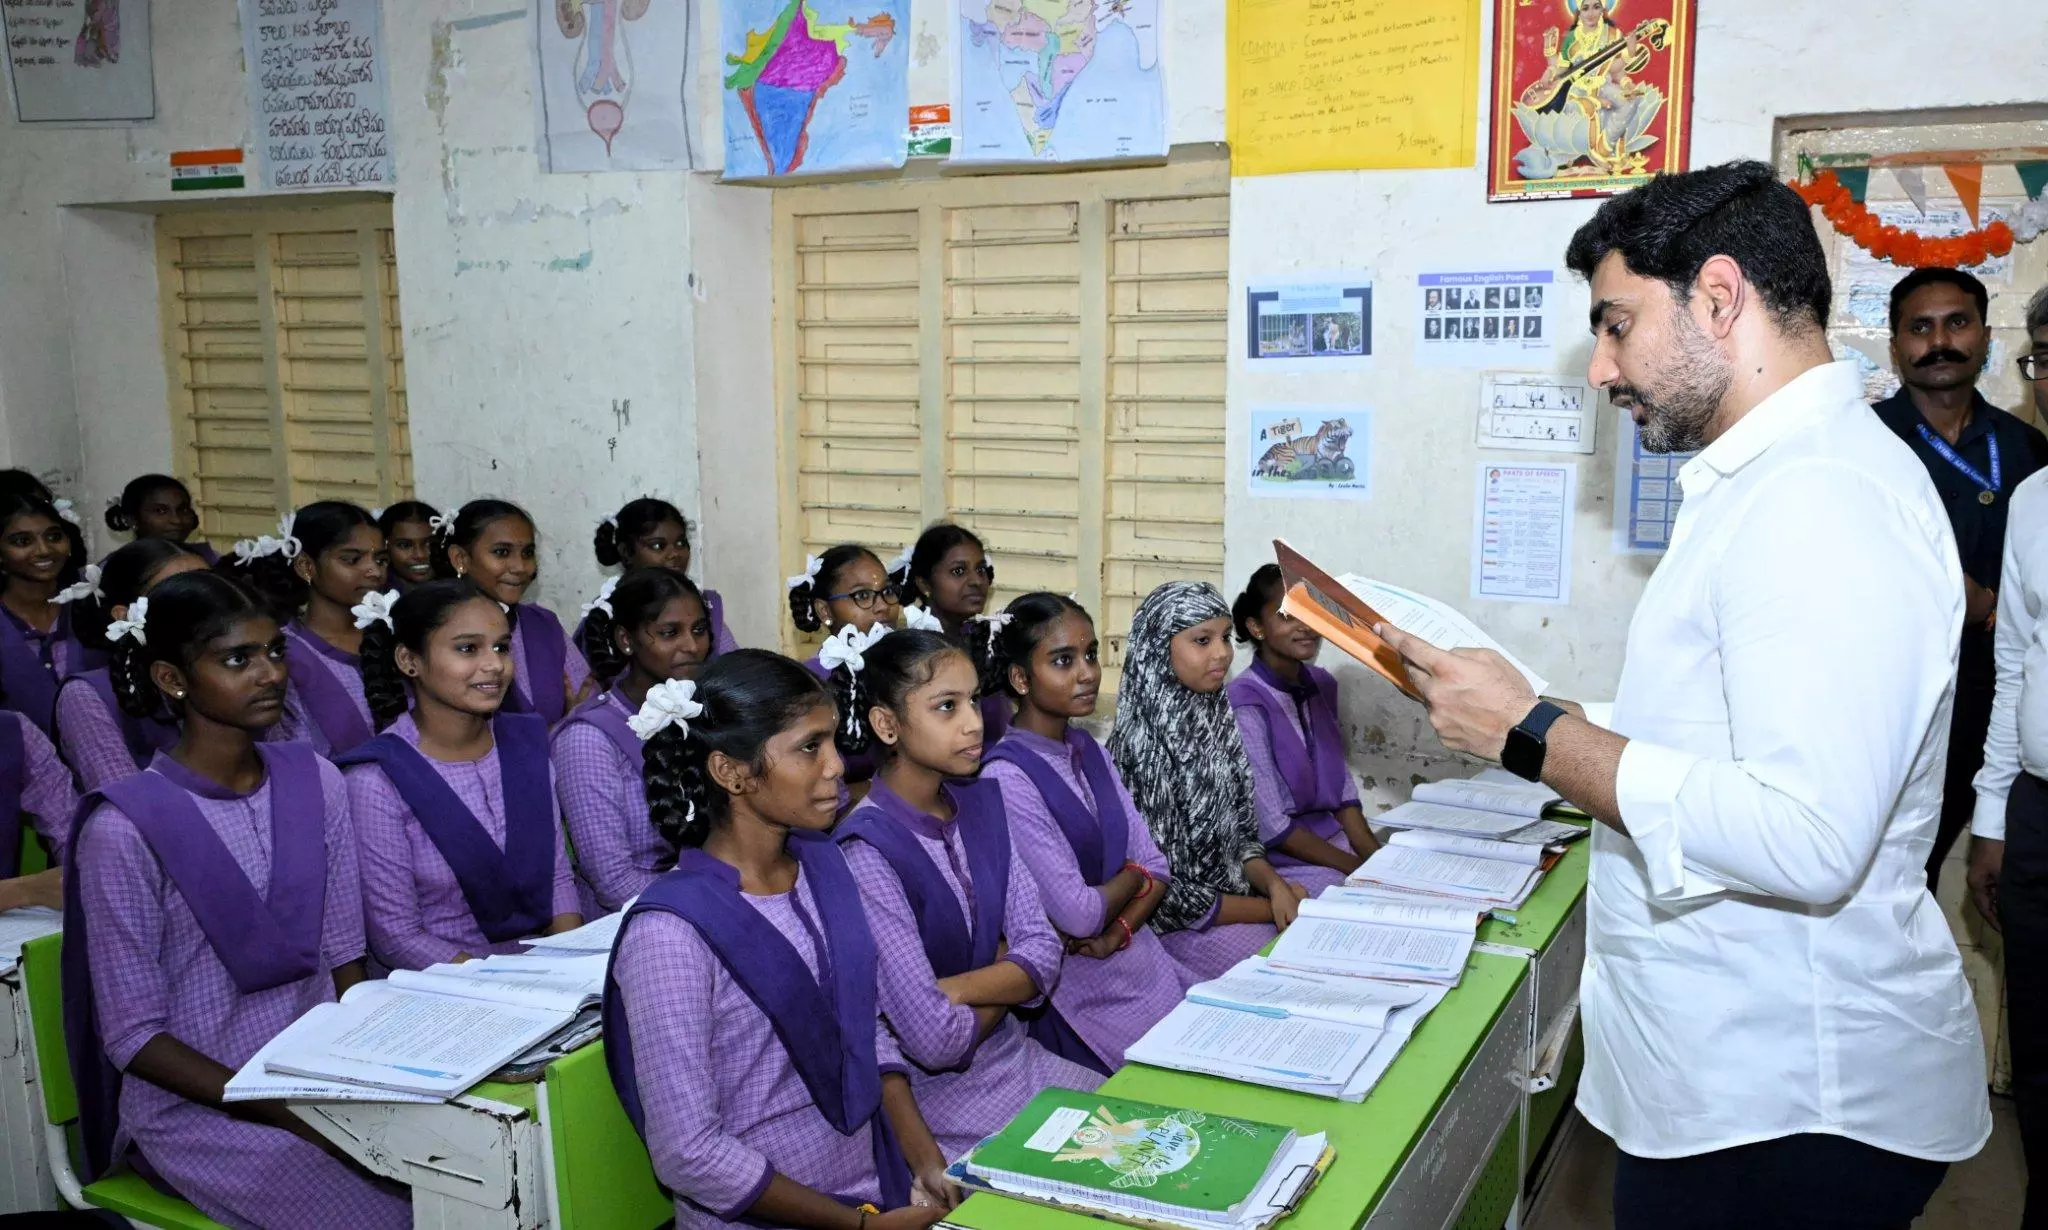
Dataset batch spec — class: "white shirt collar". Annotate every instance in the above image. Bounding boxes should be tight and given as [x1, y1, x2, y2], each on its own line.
[1683, 360, 1862, 489]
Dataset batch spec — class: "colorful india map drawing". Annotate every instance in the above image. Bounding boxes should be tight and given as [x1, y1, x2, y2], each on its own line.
[953, 0, 1165, 165]
[720, 0, 908, 178]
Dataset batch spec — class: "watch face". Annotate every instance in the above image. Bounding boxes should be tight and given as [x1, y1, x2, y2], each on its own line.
[1502, 727, 1544, 781]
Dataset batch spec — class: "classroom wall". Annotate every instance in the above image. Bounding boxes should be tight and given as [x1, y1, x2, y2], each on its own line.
[1219, 0, 2048, 795]
[0, 0, 714, 617]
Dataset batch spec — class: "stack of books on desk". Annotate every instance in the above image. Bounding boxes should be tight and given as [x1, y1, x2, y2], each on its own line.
[1386, 776, 1590, 848]
[1344, 831, 1556, 911]
[226, 952, 608, 1103]
[952, 1088, 1332, 1229]
[1126, 957, 1448, 1101]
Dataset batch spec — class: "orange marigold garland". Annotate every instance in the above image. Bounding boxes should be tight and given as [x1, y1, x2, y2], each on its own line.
[1792, 171, 2015, 269]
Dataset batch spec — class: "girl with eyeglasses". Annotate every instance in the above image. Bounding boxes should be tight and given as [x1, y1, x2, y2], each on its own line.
[790, 545, 903, 807]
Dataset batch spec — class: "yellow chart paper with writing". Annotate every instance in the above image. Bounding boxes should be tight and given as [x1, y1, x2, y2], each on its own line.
[1229, 0, 1481, 176]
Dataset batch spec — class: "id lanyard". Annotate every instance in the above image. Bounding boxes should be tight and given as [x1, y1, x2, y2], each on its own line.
[1917, 422, 2001, 506]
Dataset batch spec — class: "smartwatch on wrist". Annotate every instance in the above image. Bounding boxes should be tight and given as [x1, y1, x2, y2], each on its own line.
[1502, 700, 1568, 782]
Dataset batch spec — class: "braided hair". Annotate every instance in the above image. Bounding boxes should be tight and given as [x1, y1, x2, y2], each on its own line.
[70, 538, 204, 654]
[975, 591, 1089, 698]
[594, 497, 689, 569]
[109, 570, 272, 720]
[641, 649, 829, 848]
[788, 543, 885, 635]
[829, 628, 970, 760]
[1231, 564, 1286, 645]
[357, 578, 498, 729]
[433, 498, 535, 579]
[581, 566, 706, 682]
[233, 500, 377, 623]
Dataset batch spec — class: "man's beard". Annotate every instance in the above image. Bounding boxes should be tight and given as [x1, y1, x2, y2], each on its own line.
[1612, 307, 1732, 455]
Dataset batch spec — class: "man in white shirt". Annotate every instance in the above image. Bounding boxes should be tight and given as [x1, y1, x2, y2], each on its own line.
[1968, 280, 2048, 1230]
[1381, 160, 1990, 1229]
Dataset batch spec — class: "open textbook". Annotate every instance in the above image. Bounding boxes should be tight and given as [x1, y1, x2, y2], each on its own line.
[1271, 540, 1547, 699]
[228, 952, 607, 1101]
[0, 907, 62, 973]
[1374, 798, 1587, 849]
[520, 906, 630, 957]
[1264, 896, 1480, 985]
[1186, 957, 1430, 1028]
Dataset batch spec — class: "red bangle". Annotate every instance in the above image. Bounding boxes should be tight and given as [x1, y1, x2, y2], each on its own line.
[1115, 918, 1134, 952]
[1125, 861, 1152, 899]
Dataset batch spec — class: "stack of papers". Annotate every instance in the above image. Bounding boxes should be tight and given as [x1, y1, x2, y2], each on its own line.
[1127, 958, 1448, 1102]
[1264, 896, 1480, 985]
[954, 1088, 1330, 1229]
[1375, 796, 1587, 849]
[0, 907, 62, 973]
[227, 952, 608, 1102]
[1347, 839, 1545, 910]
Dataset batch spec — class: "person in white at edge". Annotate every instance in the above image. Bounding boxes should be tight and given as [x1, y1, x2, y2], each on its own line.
[1376, 161, 1989, 1230]
[1968, 282, 2048, 1230]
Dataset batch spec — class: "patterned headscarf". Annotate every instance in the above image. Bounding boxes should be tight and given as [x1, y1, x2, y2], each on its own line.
[1109, 580, 1265, 930]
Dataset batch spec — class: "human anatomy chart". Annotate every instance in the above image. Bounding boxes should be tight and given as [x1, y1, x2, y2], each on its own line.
[537, 0, 698, 172]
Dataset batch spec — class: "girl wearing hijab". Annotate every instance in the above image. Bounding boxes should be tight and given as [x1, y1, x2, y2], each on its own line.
[1107, 581, 1305, 981]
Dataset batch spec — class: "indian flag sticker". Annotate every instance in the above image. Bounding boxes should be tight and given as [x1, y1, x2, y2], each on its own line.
[171, 149, 246, 193]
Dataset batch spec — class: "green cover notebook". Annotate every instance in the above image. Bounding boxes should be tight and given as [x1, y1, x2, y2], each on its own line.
[965, 1089, 1297, 1223]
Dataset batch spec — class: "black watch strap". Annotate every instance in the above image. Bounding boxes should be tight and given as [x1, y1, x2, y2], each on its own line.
[1503, 700, 1568, 782]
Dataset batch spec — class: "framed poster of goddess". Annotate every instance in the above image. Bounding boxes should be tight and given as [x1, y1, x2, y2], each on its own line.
[1487, 0, 1696, 203]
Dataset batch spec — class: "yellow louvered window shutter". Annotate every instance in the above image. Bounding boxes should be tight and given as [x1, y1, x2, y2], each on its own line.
[156, 201, 414, 550]
[776, 158, 1229, 690]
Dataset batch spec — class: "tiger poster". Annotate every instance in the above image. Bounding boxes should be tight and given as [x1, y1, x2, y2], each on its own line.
[1249, 407, 1371, 501]
[1487, 0, 1697, 203]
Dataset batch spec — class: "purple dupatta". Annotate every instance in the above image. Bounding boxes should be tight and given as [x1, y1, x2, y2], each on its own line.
[984, 728, 1129, 886]
[336, 712, 556, 942]
[1228, 659, 1354, 829]
[506, 604, 571, 726]
[284, 624, 373, 754]
[61, 743, 328, 1180]
[835, 777, 1010, 979]
[602, 834, 910, 1209]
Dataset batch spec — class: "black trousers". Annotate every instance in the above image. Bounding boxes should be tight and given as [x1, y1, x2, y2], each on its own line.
[1931, 629, 1997, 890]
[2005, 772, 2048, 1229]
[1613, 1133, 1948, 1230]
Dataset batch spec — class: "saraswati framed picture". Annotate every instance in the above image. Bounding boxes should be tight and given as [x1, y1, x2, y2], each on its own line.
[1487, 0, 1696, 203]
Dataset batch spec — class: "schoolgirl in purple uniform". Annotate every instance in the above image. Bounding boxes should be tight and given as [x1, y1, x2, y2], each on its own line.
[0, 491, 97, 735]
[831, 630, 1102, 1159]
[341, 579, 582, 969]
[976, 593, 1192, 1071]
[63, 570, 406, 1228]
[102, 474, 219, 565]
[576, 497, 738, 663]
[232, 501, 387, 757]
[53, 539, 210, 791]
[607, 650, 955, 1229]
[1226, 564, 1380, 895]
[553, 567, 713, 914]
[438, 499, 591, 725]
[890, 524, 1012, 746]
[790, 543, 903, 807]
[376, 500, 441, 592]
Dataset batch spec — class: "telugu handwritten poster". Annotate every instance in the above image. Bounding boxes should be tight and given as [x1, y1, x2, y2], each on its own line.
[238, 0, 393, 191]
[1487, 0, 1695, 203]
[1227, 0, 1479, 177]
[3, 0, 154, 122]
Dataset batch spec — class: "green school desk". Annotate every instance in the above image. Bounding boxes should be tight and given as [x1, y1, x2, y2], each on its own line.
[287, 841, 1589, 1230]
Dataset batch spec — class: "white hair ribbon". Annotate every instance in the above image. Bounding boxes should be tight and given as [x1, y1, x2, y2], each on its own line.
[369, 506, 386, 521]
[52, 498, 80, 527]
[351, 589, 399, 631]
[818, 623, 889, 675]
[428, 512, 453, 539]
[107, 596, 149, 646]
[886, 544, 914, 575]
[901, 604, 944, 633]
[786, 554, 824, 592]
[581, 575, 620, 620]
[231, 534, 294, 565]
[972, 611, 1015, 630]
[629, 678, 703, 742]
[53, 564, 104, 606]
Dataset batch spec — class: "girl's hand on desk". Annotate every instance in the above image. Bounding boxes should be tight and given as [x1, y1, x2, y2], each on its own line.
[871, 1206, 949, 1229]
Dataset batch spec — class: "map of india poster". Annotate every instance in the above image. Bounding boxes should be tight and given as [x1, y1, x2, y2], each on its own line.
[721, 0, 909, 178]
[953, 0, 1166, 165]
